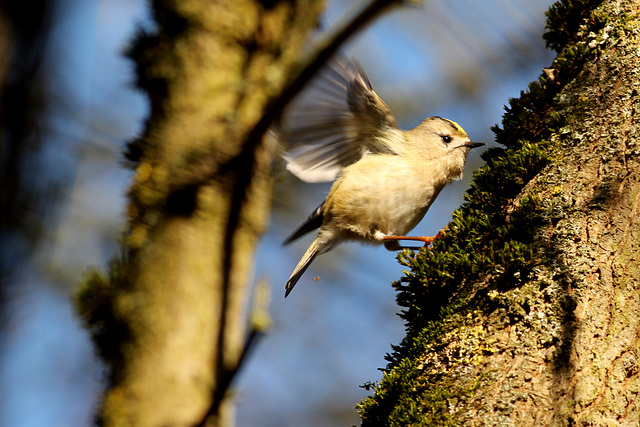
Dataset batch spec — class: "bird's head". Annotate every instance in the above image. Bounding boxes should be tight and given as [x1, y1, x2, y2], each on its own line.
[409, 116, 485, 160]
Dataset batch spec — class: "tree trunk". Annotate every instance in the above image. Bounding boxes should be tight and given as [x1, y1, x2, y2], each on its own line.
[358, 0, 640, 425]
[76, 1, 324, 426]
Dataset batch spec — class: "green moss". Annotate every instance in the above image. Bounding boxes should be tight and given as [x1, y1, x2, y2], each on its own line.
[358, 317, 488, 427]
[544, 0, 607, 52]
[74, 251, 130, 372]
[357, 1, 623, 424]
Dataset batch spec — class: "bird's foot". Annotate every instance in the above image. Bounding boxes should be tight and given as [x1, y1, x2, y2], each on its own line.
[381, 229, 446, 251]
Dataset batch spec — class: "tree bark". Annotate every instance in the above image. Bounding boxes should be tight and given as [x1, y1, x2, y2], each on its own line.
[359, 0, 640, 425]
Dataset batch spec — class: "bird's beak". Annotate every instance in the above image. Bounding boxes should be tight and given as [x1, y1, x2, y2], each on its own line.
[466, 142, 486, 149]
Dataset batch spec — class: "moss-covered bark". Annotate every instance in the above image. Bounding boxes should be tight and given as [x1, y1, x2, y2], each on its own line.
[75, 1, 324, 426]
[358, 0, 640, 425]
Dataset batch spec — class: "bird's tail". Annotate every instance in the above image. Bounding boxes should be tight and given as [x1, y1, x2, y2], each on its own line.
[285, 238, 326, 298]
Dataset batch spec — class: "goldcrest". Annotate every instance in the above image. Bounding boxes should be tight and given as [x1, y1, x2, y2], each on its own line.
[280, 59, 484, 297]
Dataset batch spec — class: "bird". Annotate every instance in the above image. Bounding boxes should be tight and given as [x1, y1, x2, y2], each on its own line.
[279, 58, 484, 297]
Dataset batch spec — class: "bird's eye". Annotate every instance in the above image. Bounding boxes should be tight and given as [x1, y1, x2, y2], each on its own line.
[441, 135, 452, 144]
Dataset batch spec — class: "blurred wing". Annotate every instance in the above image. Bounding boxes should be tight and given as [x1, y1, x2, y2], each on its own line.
[280, 58, 399, 182]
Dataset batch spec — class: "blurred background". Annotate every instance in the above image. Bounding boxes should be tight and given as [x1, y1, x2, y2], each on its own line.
[0, 1, 555, 426]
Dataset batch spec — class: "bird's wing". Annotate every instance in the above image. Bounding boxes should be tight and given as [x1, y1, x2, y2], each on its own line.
[280, 58, 399, 183]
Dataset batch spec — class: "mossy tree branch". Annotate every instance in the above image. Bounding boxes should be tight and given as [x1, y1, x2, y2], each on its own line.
[76, 1, 328, 425]
[358, 0, 640, 425]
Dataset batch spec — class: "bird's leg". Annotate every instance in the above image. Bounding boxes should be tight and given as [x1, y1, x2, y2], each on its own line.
[381, 229, 446, 251]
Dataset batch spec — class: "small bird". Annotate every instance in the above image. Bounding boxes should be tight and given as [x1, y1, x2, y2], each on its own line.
[280, 59, 484, 297]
